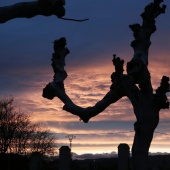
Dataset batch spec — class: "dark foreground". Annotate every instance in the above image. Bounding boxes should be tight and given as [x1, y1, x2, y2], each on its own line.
[0, 153, 170, 170]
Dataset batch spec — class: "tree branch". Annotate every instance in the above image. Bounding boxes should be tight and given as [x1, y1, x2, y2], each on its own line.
[129, 0, 166, 66]
[126, 0, 166, 91]
[60, 17, 89, 22]
[0, 0, 65, 23]
[42, 38, 125, 123]
[154, 76, 170, 111]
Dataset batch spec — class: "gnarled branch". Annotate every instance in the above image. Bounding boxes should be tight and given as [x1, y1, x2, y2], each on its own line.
[0, 0, 65, 23]
[129, 0, 166, 66]
[42, 38, 125, 123]
[154, 76, 170, 111]
[127, 0, 166, 93]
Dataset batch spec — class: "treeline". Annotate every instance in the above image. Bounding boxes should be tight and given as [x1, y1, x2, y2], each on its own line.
[0, 97, 57, 156]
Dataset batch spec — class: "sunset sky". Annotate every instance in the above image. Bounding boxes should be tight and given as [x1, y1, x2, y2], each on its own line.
[0, 0, 170, 157]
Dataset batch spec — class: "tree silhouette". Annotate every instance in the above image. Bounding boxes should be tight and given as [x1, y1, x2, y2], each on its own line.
[42, 1, 170, 169]
[0, 97, 57, 155]
[30, 126, 56, 155]
[0, 0, 88, 23]
[0, 97, 27, 154]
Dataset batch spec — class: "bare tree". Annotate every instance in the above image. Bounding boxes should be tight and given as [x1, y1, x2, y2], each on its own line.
[11, 118, 36, 155]
[0, 97, 22, 153]
[30, 126, 56, 155]
[0, 98, 57, 156]
[43, 1, 170, 169]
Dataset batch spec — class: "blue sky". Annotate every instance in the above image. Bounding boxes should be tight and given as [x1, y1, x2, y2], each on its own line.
[0, 0, 170, 155]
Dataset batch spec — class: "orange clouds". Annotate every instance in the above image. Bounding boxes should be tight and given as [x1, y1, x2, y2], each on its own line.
[0, 49, 169, 155]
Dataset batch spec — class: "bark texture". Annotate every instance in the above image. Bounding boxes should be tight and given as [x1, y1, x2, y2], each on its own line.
[0, 0, 65, 23]
[42, 0, 170, 169]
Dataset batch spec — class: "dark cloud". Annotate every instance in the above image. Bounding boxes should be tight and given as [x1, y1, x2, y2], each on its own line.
[95, 84, 110, 90]
[46, 120, 134, 131]
[68, 84, 93, 91]
[157, 120, 170, 134]
[73, 151, 117, 160]
[84, 93, 104, 97]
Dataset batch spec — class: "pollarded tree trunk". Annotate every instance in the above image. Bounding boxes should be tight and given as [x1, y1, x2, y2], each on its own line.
[130, 75, 169, 170]
[42, 38, 169, 170]
[42, 1, 170, 170]
[126, 1, 169, 169]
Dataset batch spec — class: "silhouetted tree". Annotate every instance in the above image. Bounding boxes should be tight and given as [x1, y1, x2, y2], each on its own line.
[0, 97, 57, 155]
[42, 1, 170, 170]
[30, 126, 56, 155]
[11, 121, 37, 155]
[0, 97, 23, 153]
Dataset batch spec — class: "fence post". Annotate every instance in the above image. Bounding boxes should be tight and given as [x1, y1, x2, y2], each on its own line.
[59, 146, 71, 170]
[118, 143, 130, 170]
[30, 152, 42, 170]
